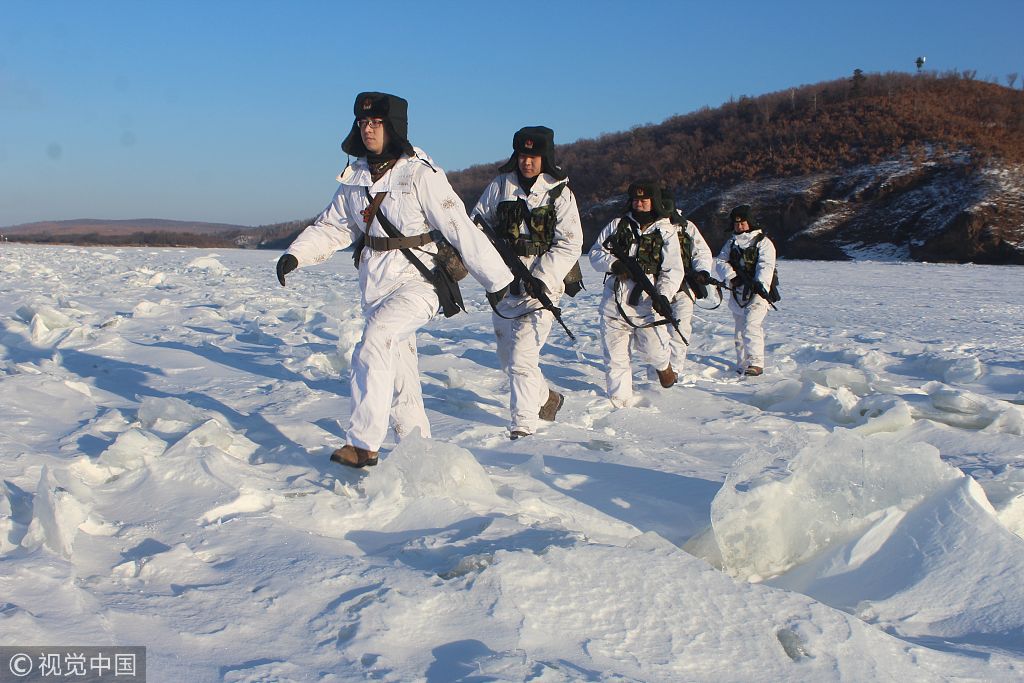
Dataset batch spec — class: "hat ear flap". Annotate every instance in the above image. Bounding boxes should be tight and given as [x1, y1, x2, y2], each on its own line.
[498, 152, 518, 173]
[341, 122, 367, 156]
[655, 189, 675, 219]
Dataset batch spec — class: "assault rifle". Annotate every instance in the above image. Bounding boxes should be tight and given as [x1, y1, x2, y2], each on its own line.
[707, 275, 735, 292]
[721, 264, 779, 311]
[472, 214, 575, 341]
[602, 235, 687, 343]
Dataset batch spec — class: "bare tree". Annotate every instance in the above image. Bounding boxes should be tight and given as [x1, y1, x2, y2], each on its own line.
[1008, 73, 1019, 89]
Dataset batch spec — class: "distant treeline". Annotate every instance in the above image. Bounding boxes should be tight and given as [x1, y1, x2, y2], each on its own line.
[11, 231, 243, 248]
[252, 217, 318, 250]
[6, 218, 319, 249]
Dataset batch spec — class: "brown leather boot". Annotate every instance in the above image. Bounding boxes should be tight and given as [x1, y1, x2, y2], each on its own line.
[330, 445, 379, 468]
[744, 365, 763, 376]
[657, 365, 677, 388]
[538, 390, 565, 421]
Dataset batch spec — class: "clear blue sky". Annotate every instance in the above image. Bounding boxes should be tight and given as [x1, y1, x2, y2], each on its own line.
[2, 0, 1021, 227]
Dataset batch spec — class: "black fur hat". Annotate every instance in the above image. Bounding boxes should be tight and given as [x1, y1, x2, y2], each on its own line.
[659, 189, 680, 221]
[729, 204, 758, 229]
[627, 180, 673, 219]
[341, 92, 414, 157]
[498, 126, 567, 180]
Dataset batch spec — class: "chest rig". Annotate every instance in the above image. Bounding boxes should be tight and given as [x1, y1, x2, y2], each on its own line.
[728, 233, 764, 277]
[610, 217, 665, 276]
[495, 182, 566, 256]
[728, 232, 782, 306]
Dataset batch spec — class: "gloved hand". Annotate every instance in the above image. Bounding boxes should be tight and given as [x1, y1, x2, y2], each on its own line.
[651, 294, 673, 318]
[522, 275, 547, 299]
[276, 254, 298, 286]
[486, 284, 509, 307]
[755, 282, 771, 300]
[685, 270, 711, 299]
[610, 260, 630, 280]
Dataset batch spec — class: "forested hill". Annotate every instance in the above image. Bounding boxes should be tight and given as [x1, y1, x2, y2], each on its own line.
[449, 71, 1024, 263]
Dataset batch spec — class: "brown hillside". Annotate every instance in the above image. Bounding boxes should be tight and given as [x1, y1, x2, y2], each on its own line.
[449, 71, 1024, 263]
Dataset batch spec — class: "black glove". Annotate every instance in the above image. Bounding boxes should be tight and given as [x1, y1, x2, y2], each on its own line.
[652, 294, 673, 318]
[486, 284, 509, 307]
[755, 282, 771, 300]
[685, 270, 710, 299]
[610, 260, 630, 280]
[276, 254, 298, 286]
[522, 275, 547, 299]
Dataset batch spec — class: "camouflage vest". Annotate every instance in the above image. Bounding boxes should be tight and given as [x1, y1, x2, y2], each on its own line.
[611, 217, 664, 275]
[728, 232, 765, 276]
[678, 229, 694, 272]
[495, 182, 566, 255]
[729, 232, 782, 304]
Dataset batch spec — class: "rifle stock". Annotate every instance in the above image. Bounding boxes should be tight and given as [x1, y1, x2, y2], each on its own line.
[473, 214, 575, 341]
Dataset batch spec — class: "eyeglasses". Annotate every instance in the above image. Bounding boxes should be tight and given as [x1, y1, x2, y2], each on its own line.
[356, 118, 385, 130]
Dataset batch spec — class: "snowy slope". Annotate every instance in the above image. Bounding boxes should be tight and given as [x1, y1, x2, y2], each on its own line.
[0, 244, 1022, 681]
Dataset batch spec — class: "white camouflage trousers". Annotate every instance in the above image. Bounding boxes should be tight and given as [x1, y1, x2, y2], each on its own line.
[600, 308, 671, 406]
[493, 294, 555, 435]
[729, 296, 769, 370]
[669, 290, 696, 372]
[346, 282, 435, 451]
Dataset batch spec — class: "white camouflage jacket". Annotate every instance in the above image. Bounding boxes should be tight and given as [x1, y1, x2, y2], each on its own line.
[471, 171, 582, 298]
[285, 148, 512, 306]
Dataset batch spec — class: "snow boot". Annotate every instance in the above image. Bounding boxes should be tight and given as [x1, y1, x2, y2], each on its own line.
[657, 364, 677, 388]
[330, 445, 379, 468]
[538, 390, 565, 422]
[510, 430, 531, 440]
[744, 365, 763, 377]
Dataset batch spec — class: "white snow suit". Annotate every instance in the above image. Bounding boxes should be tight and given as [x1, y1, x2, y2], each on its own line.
[669, 219, 714, 373]
[472, 171, 582, 436]
[285, 148, 513, 452]
[714, 228, 777, 372]
[589, 213, 685, 406]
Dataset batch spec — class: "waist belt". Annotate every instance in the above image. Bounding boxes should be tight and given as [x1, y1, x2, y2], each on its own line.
[366, 232, 436, 251]
[513, 241, 547, 256]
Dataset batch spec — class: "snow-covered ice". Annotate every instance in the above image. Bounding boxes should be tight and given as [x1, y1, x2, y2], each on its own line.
[0, 244, 1022, 681]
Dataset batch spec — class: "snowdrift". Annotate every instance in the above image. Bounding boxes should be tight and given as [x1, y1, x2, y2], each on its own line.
[1, 245, 1022, 680]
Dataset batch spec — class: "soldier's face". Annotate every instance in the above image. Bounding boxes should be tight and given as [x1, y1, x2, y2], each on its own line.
[518, 154, 542, 179]
[632, 198, 653, 213]
[359, 118, 388, 155]
[733, 218, 750, 233]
